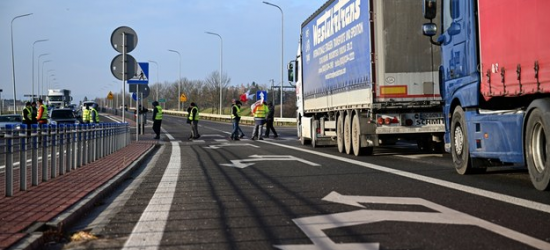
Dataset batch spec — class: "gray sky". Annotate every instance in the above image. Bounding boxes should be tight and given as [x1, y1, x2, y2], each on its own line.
[1, 0, 325, 103]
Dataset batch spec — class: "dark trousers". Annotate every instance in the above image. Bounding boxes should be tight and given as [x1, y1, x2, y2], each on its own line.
[265, 118, 278, 137]
[153, 120, 162, 136]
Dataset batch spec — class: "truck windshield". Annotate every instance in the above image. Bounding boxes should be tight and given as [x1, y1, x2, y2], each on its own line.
[49, 96, 63, 101]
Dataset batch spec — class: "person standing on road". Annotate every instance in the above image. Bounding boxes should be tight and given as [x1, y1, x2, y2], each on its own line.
[90, 104, 100, 124]
[188, 102, 200, 140]
[22, 102, 33, 136]
[152, 101, 162, 139]
[230, 99, 242, 140]
[31, 101, 38, 124]
[264, 101, 278, 138]
[251, 101, 268, 140]
[36, 99, 48, 125]
[82, 104, 91, 124]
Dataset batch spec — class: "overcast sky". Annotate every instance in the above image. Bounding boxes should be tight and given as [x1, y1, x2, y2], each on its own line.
[1, 0, 325, 103]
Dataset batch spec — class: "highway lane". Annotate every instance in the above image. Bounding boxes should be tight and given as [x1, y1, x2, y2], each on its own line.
[55, 114, 550, 249]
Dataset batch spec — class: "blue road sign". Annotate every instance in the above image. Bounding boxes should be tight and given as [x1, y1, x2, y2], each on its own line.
[128, 62, 149, 84]
[256, 90, 267, 102]
[132, 92, 141, 101]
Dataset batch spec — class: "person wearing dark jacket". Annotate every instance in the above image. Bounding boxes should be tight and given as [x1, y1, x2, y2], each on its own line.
[152, 101, 162, 139]
[188, 102, 200, 140]
[264, 102, 278, 138]
[231, 99, 243, 140]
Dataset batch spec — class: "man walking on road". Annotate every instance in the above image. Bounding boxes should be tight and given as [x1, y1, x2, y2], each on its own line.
[264, 101, 278, 138]
[152, 101, 162, 139]
[231, 99, 243, 140]
[188, 102, 200, 140]
[251, 101, 268, 140]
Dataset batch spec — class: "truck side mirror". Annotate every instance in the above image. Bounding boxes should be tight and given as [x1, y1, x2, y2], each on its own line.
[423, 0, 437, 20]
[423, 23, 438, 37]
[287, 62, 294, 82]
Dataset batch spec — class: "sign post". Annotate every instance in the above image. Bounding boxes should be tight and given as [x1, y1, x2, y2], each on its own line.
[111, 26, 138, 123]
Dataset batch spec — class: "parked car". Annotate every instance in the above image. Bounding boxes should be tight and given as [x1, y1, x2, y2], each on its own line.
[48, 108, 80, 125]
[0, 114, 22, 136]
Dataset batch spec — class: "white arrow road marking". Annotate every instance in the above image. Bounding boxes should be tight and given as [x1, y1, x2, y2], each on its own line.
[221, 155, 320, 169]
[204, 143, 260, 149]
[273, 192, 550, 250]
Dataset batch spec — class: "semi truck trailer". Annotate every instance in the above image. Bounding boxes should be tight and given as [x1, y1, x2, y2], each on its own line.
[289, 0, 445, 156]
[422, 0, 550, 190]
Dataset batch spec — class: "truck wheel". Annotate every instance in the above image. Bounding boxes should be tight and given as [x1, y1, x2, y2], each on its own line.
[352, 114, 372, 156]
[337, 115, 345, 153]
[344, 114, 352, 155]
[451, 106, 478, 175]
[525, 107, 550, 191]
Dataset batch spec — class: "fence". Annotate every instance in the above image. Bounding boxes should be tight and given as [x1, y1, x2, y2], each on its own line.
[1, 123, 130, 197]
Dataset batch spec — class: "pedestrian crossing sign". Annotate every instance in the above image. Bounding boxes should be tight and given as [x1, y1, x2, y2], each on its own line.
[128, 62, 149, 84]
[107, 91, 114, 100]
[180, 93, 187, 102]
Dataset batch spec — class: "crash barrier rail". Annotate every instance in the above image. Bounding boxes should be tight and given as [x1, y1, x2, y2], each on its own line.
[1, 123, 130, 197]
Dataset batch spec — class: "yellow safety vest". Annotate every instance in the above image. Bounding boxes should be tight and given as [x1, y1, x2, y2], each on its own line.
[38, 105, 48, 120]
[231, 104, 241, 119]
[90, 108, 99, 123]
[154, 106, 163, 120]
[22, 107, 32, 122]
[254, 104, 268, 118]
[82, 109, 91, 122]
[188, 106, 200, 121]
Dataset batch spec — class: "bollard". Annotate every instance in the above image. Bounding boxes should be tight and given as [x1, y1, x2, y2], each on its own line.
[31, 124, 39, 186]
[41, 124, 49, 182]
[19, 124, 28, 191]
[50, 124, 57, 178]
[5, 124, 14, 197]
[58, 124, 65, 175]
[65, 124, 72, 172]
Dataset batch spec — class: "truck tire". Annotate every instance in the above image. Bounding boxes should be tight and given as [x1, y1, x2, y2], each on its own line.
[344, 114, 352, 155]
[337, 114, 345, 153]
[451, 106, 483, 175]
[525, 105, 550, 191]
[352, 114, 373, 156]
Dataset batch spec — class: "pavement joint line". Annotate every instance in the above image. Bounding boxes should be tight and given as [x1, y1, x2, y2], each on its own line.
[9, 143, 158, 250]
[257, 139, 550, 214]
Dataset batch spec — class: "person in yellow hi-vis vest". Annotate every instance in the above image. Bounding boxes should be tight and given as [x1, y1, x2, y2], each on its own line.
[251, 101, 268, 140]
[82, 104, 91, 124]
[90, 104, 100, 123]
[188, 102, 200, 140]
[152, 101, 162, 139]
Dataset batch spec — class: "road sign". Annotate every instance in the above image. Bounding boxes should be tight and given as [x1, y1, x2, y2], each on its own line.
[130, 86, 150, 100]
[256, 90, 267, 102]
[128, 62, 149, 84]
[180, 93, 187, 102]
[107, 91, 114, 100]
[111, 54, 137, 80]
[158, 98, 166, 103]
[111, 26, 138, 53]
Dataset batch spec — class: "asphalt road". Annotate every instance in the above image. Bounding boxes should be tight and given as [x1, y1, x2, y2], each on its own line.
[55, 114, 550, 250]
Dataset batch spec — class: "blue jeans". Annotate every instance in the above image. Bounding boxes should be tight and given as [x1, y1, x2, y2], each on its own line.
[231, 118, 241, 139]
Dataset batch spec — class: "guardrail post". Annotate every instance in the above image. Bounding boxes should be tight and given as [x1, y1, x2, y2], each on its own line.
[58, 125, 65, 175]
[98, 123, 104, 158]
[19, 124, 28, 191]
[70, 124, 76, 169]
[50, 124, 57, 179]
[90, 124, 96, 162]
[5, 124, 14, 197]
[31, 124, 38, 186]
[76, 124, 82, 168]
[41, 124, 49, 182]
[65, 124, 72, 172]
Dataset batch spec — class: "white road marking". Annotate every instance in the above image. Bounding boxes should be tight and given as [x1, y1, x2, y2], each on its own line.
[123, 140, 181, 250]
[258, 140, 550, 214]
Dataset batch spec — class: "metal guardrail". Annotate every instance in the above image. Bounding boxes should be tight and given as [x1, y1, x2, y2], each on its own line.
[1, 123, 130, 197]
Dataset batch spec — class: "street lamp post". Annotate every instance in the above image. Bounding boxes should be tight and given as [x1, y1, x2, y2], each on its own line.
[41, 60, 52, 100]
[32, 39, 48, 101]
[263, 1, 284, 118]
[37, 53, 49, 100]
[168, 49, 182, 111]
[11, 13, 33, 113]
[148, 60, 160, 101]
[205, 31, 223, 115]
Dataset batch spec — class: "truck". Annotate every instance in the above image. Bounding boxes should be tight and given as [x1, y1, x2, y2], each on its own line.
[422, 0, 550, 190]
[47, 89, 72, 108]
[288, 0, 445, 156]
